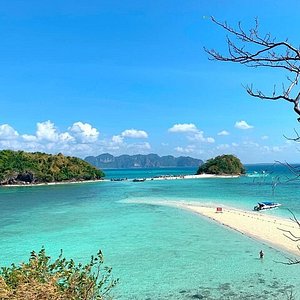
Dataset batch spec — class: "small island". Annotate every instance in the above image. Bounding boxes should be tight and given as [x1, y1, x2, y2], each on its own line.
[197, 154, 245, 175]
[0, 150, 104, 186]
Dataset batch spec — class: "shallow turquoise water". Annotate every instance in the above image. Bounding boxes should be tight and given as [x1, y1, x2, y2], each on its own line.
[0, 165, 300, 299]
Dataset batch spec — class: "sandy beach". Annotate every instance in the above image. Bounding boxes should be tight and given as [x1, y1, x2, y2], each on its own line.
[126, 199, 300, 257]
[176, 202, 300, 257]
[148, 174, 239, 181]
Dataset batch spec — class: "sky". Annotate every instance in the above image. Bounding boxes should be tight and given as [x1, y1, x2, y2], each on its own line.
[1, 0, 300, 163]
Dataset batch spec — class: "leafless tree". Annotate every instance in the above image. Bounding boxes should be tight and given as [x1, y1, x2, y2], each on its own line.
[277, 209, 300, 265]
[206, 18, 300, 270]
[205, 17, 300, 123]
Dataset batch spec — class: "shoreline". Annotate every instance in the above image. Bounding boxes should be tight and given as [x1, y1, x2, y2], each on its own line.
[110, 173, 239, 182]
[181, 203, 300, 257]
[125, 199, 300, 257]
[147, 174, 239, 181]
[1, 173, 238, 187]
[0, 178, 108, 188]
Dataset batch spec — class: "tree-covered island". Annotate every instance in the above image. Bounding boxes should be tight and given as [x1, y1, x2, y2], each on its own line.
[0, 150, 104, 185]
[197, 154, 245, 176]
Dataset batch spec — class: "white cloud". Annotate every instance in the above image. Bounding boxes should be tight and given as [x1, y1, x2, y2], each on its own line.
[104, 133, 151, 154]
[36, 120, 59, 142]
[242, 141, 259, 147]
[187, 132, 215, 143]
[108, 129, 149, 152]
[234, 120, 254, 130]
[127, 142, 151, 152]
[22, 134, 37, 142]
[216, 144, 230, 150]
[170, 123, 214, 144]
[1, 120, 298, 163]
[206, 137, 215, 143]
[285, 140, 294, 145]
[0, 120, 102, 157]
[188, 131, 203, 141]
[168, 123, 198, 133]
[69, 122, 99, 143]
[111, 135, 124, 144]
[35, 121, 75, 144]
[272, 146, 282, 152]
[175, 145, 196, 154]
[261, 135, 269, 140]
[0, 124, 19, 140]
[121, 129, 148, 138]
[59, 132, 75, 142]
[218, 130, 230, 136]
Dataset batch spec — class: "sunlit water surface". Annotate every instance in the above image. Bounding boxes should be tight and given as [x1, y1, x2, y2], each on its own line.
[0, 165, 299, 299]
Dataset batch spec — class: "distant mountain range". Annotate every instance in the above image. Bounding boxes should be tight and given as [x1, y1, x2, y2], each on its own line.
[85, 153, 203, 169]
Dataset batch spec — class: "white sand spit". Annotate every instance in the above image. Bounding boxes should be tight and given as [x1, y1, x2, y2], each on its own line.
[177, 202, 300, 257]
[125, 199, 300, 257]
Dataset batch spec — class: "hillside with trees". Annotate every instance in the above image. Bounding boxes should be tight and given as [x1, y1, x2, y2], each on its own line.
[197, 154, 245, 175]
[0, 150, 104, 185]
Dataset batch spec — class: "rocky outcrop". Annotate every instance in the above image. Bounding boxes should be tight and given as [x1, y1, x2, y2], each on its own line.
[1, 171, 37, 185]
[16, 172, 36, 183]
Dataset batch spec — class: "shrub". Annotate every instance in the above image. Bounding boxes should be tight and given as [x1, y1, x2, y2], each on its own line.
[0, 248, 118, 300]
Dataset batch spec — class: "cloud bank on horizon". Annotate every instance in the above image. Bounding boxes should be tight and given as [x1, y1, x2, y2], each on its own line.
[0, 119, 296, 163]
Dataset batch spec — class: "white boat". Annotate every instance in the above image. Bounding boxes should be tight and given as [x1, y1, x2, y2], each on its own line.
[247, 171, 269, 178]
[254, 202, 281, 211]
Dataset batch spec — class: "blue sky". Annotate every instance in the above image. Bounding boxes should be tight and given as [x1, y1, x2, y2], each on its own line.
[1, 0, 300, 163]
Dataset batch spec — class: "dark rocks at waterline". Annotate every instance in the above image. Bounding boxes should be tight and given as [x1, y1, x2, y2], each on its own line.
[16, 172, 35, 183]
[0, 172, 37, 185]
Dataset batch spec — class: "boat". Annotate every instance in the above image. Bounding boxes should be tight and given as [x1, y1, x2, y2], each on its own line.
[253, 202, 281, 211]
[247, 171, 269, 178]
[110, 178, 128, 181]
[132, 178, 146, 182]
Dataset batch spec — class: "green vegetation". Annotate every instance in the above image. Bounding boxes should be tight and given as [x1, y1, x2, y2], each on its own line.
[0, 248, 118, 300]
[197, 154, 245, 175]
[0, 150, 104, 185]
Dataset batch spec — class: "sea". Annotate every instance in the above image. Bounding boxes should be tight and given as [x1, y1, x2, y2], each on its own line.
[0, 164, 300, 299]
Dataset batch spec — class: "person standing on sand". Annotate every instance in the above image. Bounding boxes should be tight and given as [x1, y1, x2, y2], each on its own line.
[259, 250, 264, 259]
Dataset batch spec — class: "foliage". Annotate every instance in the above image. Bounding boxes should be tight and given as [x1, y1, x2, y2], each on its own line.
[0, 248, 118, 300]
[197, 154, 245, 175]
[0, 150, 105, 184]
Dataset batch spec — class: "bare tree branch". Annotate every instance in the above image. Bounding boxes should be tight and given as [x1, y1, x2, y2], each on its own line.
[206, 17, 300, 121]
[278, 227, 300, 242]
[277, 207, 300, 264]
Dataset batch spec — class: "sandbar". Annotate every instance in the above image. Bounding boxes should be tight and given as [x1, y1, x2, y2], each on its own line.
[148, 174, 239, 181]
[126, 199, 300, 257]
[179, 203, 300, 256]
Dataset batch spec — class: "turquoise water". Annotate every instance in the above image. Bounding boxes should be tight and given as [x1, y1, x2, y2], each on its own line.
[0, 165, 300, 299]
